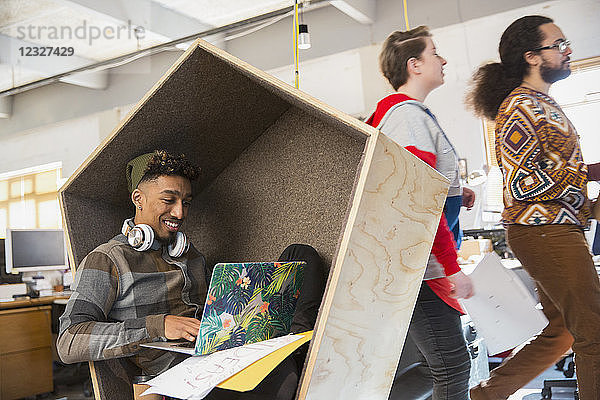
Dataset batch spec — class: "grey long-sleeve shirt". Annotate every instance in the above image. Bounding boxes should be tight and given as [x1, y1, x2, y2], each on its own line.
[57, 235, 208, 375]
[376, 99, 462, 197]
[375, 99, 462, 279]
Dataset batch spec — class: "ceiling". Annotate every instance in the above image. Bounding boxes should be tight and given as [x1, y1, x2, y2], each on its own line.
[1, 0, 360, 94]
[152, 0, 291, 28]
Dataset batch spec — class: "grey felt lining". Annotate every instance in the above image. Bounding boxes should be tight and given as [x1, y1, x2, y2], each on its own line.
[189, 106, 365, 270]
[61, 42, 369, 270]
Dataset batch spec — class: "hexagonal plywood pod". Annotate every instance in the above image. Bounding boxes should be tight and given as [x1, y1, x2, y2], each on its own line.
[59, 39, 450, 399]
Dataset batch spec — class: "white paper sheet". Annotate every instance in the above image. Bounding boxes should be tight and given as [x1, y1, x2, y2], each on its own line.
[143, 334, 304, 399]
[459, 252, 548, 355]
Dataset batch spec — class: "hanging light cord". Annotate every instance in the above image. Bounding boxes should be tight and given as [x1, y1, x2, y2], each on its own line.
[293, 0, 300, 89]
[403, 0, 410, 30]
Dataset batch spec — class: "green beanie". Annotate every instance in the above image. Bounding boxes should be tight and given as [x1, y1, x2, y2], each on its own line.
[126, 152, 154, 193]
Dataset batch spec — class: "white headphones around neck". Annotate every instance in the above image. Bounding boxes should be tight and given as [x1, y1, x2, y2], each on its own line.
[121, 218, 189, 258]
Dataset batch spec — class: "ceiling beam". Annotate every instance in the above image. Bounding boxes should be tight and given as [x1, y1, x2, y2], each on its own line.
[0, 95, 12, 118]
[0, 3, 330, 97]
[60, 0, 212, 40]
[0, 34, 108, 90]
[330, 0, 375, 24]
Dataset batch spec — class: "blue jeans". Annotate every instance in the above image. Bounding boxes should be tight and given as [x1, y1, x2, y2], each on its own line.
[390, 283, 471, 400]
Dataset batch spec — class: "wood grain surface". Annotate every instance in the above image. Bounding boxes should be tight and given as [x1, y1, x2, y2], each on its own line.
[298, 132, 449, 399]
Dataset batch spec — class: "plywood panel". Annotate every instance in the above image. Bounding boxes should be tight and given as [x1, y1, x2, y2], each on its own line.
[298, 132, 449, 399]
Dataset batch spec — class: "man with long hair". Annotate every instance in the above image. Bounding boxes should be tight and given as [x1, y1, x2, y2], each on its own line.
[467, 15, 600, 399]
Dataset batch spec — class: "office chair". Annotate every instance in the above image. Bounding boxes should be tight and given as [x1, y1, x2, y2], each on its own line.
[541, 353, 578, 398]
[542, 372, 577, 399]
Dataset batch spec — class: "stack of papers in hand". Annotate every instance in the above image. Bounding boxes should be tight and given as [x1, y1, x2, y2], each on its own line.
[143, 332, 312, 399]
[459, 253, 548, 355]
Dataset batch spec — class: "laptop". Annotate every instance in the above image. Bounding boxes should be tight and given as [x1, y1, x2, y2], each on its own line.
[142, 261, 305, 356]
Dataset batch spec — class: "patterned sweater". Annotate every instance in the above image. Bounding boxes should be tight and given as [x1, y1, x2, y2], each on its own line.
[57, 235, 209, 375]
[496, 87, 591, 226]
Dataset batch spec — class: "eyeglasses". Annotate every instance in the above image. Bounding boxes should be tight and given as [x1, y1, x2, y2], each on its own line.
[532, 40, 571, 54]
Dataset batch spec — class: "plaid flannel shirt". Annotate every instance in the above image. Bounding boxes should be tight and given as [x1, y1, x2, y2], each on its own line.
[57, 235, 209, 375]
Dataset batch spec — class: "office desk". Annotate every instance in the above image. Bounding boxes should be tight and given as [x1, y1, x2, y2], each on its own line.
[0, 295, 69, 400]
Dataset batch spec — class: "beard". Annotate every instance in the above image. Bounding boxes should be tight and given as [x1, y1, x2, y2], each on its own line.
[540, 59, 571, 83]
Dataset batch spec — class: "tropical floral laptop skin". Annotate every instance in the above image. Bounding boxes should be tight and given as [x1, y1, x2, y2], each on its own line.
[196, 261, 305, 355]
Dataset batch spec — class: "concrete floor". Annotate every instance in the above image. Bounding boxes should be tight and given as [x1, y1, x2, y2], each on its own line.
[25, 362, 576, 400]
[43, 383, 94, 400]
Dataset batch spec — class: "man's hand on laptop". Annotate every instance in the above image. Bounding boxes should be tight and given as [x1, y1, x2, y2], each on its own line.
[164, 315, 201, 341]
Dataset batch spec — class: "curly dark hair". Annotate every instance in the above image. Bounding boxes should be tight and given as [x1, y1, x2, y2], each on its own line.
[140, 150, 200, 185]
[466, 15, 553, 120]
[380, 26, 431, 90]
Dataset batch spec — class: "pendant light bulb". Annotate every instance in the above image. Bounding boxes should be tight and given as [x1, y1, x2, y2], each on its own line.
[298, 24, 311, 49]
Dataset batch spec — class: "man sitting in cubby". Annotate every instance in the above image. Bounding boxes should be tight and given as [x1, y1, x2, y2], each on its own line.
[57, 150, 326, 399]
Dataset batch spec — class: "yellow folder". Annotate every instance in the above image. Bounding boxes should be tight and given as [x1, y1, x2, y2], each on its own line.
[216, 331, 313, 392]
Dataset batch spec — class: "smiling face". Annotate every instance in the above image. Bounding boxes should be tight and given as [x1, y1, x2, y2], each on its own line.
[132, 175, 192, 243]
[416, 37, 447, 91]
[537, 23, 572, 83]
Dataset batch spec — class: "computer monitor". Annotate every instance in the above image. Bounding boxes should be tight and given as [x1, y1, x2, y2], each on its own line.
[0, 238, 22, 283]
[5, 228, 69, 273]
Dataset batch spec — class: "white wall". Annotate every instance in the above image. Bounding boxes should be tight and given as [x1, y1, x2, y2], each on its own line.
[267, 49, 368, 117]
[428, 0, 600, 158]
[0, 50, 181, 139]
[0, 49, 180, 177]
[263, 0, 600, 178]
[224, 0, 550, 71]
[0, 107, 124, 177]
